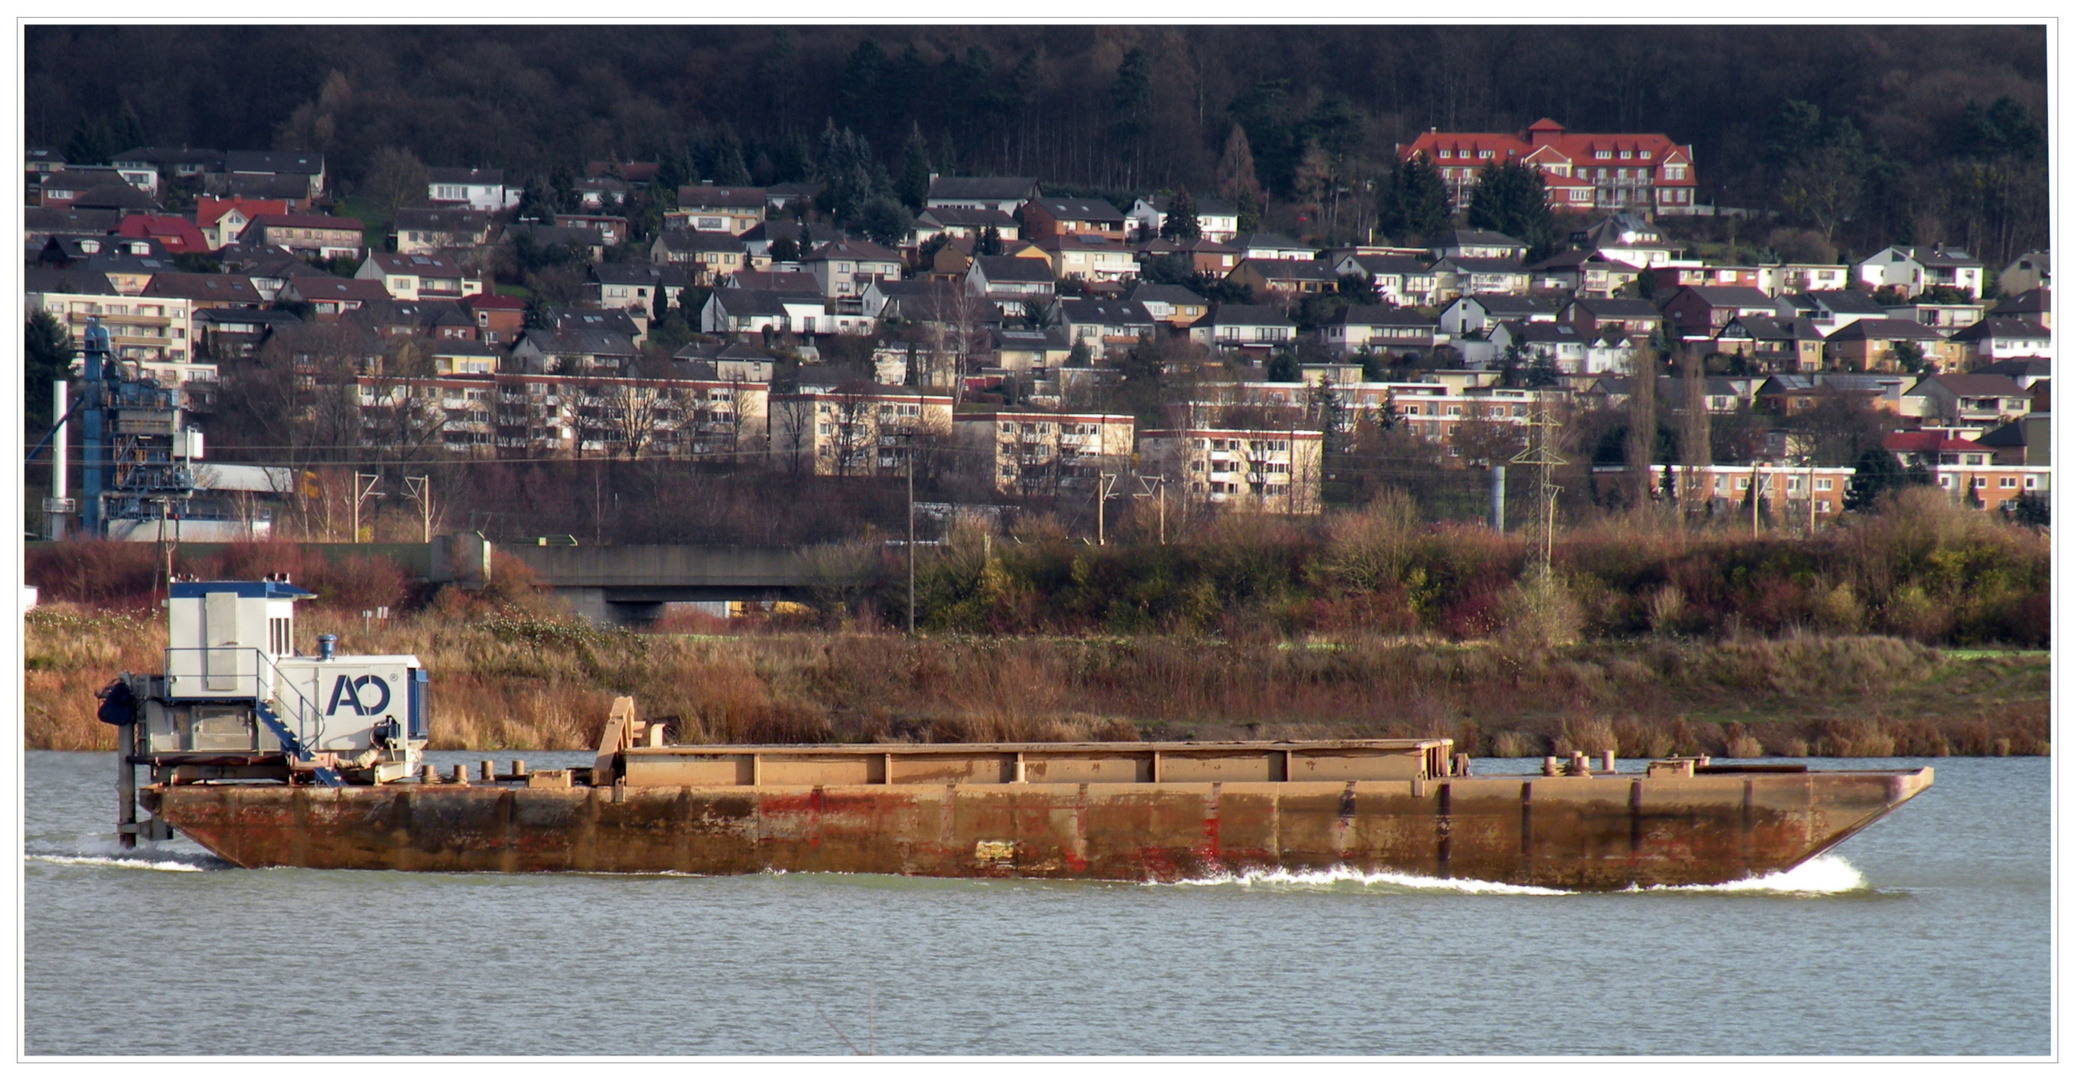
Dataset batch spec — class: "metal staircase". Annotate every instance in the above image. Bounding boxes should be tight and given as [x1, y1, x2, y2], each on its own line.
[251, 651, 341, 787]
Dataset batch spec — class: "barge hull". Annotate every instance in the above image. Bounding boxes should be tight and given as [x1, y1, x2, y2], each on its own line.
[144, 769, 1932, 890]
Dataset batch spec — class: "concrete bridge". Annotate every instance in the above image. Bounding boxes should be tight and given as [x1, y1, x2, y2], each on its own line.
[27, 538, 833, 625]
[502, 544, 826, 623]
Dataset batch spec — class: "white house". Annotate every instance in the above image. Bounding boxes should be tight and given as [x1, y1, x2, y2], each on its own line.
[427, 168, 517, 212]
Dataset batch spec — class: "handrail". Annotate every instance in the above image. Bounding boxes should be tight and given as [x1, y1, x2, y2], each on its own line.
[161, 647, 327, 753]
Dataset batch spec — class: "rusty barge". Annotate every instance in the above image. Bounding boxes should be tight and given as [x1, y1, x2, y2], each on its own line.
[110, 581, 1932, 890]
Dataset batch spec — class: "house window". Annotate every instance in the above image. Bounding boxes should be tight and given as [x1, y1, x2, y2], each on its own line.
[1479, 150, 1493, 159]
[2000, 477, 2017, 488]
[1596, 150, 1612, 159]
[2024, 476, 2037, 489]
[1817, 500, 1831, 513]
[1620, 150, 1632, 159]
[1816, 478, 1834, 491]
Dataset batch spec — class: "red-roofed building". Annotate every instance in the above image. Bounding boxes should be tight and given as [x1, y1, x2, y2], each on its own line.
[464, 293, 527, 346]
[1883, 430, 2050, 510]
[238, 213, 364, 260]
[1398, 118, 1698, 217]
[116, 214, 211, 255]
[196, 197, 290, 250]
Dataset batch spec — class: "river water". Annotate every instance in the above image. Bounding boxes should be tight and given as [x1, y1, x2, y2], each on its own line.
[21, 750, 2049, 1057]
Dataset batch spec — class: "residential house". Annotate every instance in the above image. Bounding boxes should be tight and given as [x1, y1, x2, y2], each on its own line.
[1526, 249, 1636, 297]
[221, 150, 326, 200]
[355, 251, 483, 301]
[1973, 414, 2051, 468]
[1231, 233, 1317, 261]
[1904, 373, 2032, 429]
[591, 263, 693, 314]
[1757, 263, 1851, 296]
[142, 271, 264, 310]
[1755, 373, 1910, 416]
[27, 265, 193, 365]
[1230, 258, 1340, 298]
[82, 251, 174, 295]
[70, 182, 163, 216]
[1824, 318, 1963, 373]
[192, 306, 301, 360]
[991, 326, 1077, 376]
[1998, 251, 2050, 296]
[1188, 304, 1297, 354]
[669, 186, 768, 235]
[1946, 319, 2051, 366]
[729, 269, 823, 294]
[555, 213, 629, 249]
[35, 169, 127, 209]
[1788, 289, 1889, 336]
[110, 147, 223, 189]
[764, 181, 820, 215]
[1051, 298, 1155, 355]
[801, 238, 903, 304]
[1989, 286, 2050, 329]
[464, 294, 527, 346]
[966, 255, 1057, 315]
[1659, 285, 1779, 341]
[572, 177, 630, 211]
[650, 228, 752, 284]
[1431, 229, 1529, 261]
[506, 222, 608, 263]
[1141, 236, 1243, 277]
[1319, 306, 1442, 357]
[193, 197, 288, 250]
[510, 328, 641, 375]
[1331, 253, 1439, 307]
[1397, 119, 1698, 215]
[1439, 295, 1556, 338]
[1429, 256, 1529, 301]
[1140, 427, 1325, 514]
[1128, 283, 1209, 329]
[115, 215, 210, 255]
[426, 167, 516, 212]
[1127, 194, 1240, 243]
[586, 161, 661, 184]
[1884, 301, 1985, 332]
[954, 411, 1136, 494]
[1564, 296, 1662, 340]
[218, 172, 316, 207]
[24, 207, 120, 250]
[1855, 245, 1986, 299]
[1883, 430, 2050, 512]
[862, 278, 967, 322]
[352, 298, 478, 342]
[1972, 357, 2052, 390]
[278, 276, 391, 319]
[390, 207, 494, 254]
[767, 387, 955, 476]
[925, 176, 1040, 215]
[237, 214, 364, 260]
[1649, 263, 1759, 292]
[1714, 314, 1825, 372]
[1489, 320, 1588, 374]
[1020, 197, 1129, 243]
[1038, 233, 1138, 282]
[430, 341, 504, 376]
[913, 206, 1020, 244]
[701, 290, 827, 336]
[1569, 214, 1677, 268]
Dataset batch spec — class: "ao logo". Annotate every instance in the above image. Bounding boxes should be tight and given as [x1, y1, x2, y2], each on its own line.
[326, 674, 392, 716]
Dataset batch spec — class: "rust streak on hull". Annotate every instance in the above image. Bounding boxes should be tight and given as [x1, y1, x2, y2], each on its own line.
[144, 768, 1933, 890]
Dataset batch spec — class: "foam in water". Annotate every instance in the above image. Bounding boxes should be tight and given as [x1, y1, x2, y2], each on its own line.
[1636, 854, 1869, 895]
[26, 838, 227, 873]
[1159, 866, 1572, 896]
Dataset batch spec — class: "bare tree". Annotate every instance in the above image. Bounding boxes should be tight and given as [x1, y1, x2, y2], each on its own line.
[1624, 364, 1659, 507]
[771, 394, 817, 478]
[1677, 346, 1712, 518]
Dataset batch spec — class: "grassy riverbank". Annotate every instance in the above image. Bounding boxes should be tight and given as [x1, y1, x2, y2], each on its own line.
[26, 603, 2047, 757]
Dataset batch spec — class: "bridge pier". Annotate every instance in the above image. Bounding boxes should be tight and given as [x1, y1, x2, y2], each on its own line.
[559, 588, 665, 626]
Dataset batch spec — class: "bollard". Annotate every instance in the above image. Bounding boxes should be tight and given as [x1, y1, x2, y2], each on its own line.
[1452, 752, 1472, 777]
[1542, 756, 1560, 777]
[512, 760, 527, 778]
[1602, 750, 1617, 774]
[1568, 751, 1589, 776]
[480, 760, 495, 782]
[450, 763, 468, 785]
[420, 764, 437, 784]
